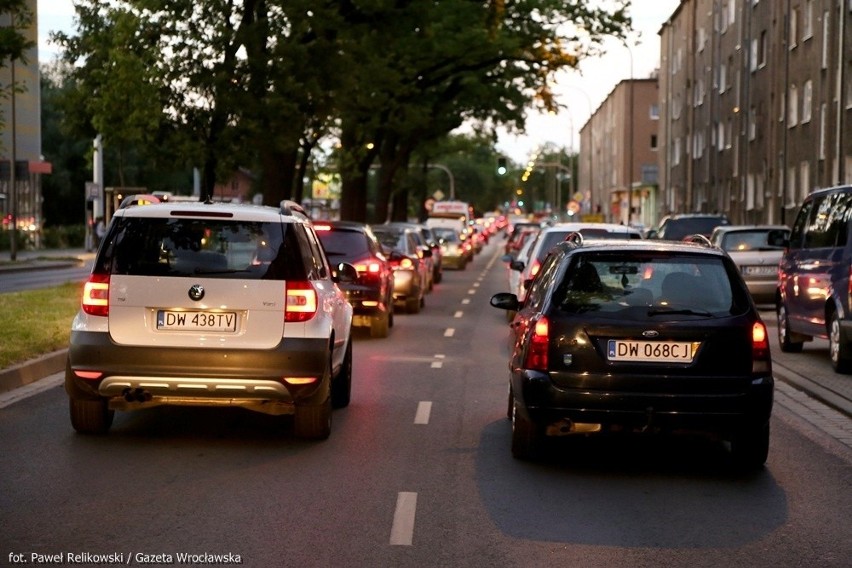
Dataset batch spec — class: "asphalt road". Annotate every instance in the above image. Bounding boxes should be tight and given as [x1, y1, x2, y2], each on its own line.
[2, 241, 852, 567]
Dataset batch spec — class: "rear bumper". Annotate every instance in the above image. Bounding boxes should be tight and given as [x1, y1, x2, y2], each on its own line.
[513, 369, 774, 435]
[66, 330, 330, 409]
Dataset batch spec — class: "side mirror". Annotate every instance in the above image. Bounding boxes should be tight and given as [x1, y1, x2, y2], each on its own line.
[490, 292, 520, 312]
[334, 262, 359, 283]
[510, 260, 525, 272]
[420, 246, 433, 258]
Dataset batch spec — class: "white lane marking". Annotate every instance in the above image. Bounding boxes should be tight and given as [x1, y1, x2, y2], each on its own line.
[431, 361, 443, 368]
[390, 492, 418, 545]
[414, 401, 432, 424]
[461, 298, 471, 305]
[467, 289, 476, 295]
[473, 282, 480, 287]
[444, 328, 455, 337]
[454, 310, 463, 318]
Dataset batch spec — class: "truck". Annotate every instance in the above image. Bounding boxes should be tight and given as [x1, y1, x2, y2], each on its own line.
[426, 200, 472, 236]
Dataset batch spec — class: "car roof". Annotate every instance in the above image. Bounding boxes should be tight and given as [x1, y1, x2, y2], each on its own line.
[711, 224, 789, 233]
[111, 200, 309, 224]
[553, 237, 729, 258]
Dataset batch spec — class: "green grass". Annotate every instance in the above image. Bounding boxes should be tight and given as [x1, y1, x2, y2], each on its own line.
[0, 282, 82, 369]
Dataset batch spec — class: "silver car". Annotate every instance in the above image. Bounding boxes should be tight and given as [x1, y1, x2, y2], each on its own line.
[710, 225, 790, 305]
[65, 201, 355, 439]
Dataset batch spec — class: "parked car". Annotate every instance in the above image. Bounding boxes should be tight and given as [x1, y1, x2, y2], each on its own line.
[432, 226, 472, 269]
[710, 224, 790, 305]
[509, 222, 642, 301]
[65, 200, 356, 439]
[648, 213, 730, 240]
[371, 224, 430, 313]
[490, 236, 773, 468]
[777, 185, 852, 373]
[315, 220, 395, 338]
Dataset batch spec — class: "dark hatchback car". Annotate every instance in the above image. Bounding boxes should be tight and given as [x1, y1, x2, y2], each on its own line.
[315, 220, 394, 338]
[650, 213, 730, 240]
[490, 237, 773, 468]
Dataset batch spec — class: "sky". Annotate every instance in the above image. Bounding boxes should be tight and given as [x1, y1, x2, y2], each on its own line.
[36, 0, 682, 165]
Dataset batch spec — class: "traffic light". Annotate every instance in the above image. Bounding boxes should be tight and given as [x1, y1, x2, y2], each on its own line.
[497, 157, 507, 175]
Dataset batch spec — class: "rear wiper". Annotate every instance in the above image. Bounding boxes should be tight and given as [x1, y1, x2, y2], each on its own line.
[192, 268, 250, 275]
[647, 307, 713, 317]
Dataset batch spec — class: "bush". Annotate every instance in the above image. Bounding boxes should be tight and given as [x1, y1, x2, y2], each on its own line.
[41, 225, 86, 248]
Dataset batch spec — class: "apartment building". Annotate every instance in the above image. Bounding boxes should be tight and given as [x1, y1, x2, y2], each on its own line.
[658, 0, 851, 225]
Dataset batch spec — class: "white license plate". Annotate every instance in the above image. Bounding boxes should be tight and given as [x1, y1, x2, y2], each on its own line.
[157, 310, 237, 332]
[742, 265, 776, 276]
[607, 340, 699, 363]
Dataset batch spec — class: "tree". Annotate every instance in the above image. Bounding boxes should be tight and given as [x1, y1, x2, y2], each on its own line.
[0, 0, 35, 139]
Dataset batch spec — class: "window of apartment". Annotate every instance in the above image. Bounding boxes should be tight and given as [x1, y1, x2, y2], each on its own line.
[720, 62, 728, 91]
[698, 27, 707, 52]
[819, 103, 827, 160]
[718, 122, 725, 151]
[759, 30, 767, 68]
[802, 80, 813, 123]
[788, 84, 798, 127]
[779, 92, 786, 122]
[694, 130, 705, 158]
[726, 119, 733, 149]
[720, 1, 729, 33]
[651, 134, 658, 150]
[641, 164, 658, 184]
[728, 1, 736, 26]
[787, 167, 797, 207]
[649, 104, 660, 120]
[803, 0, 814, 40]
[800, 161, 810, 202]
[694, 78, 705, 107]
[673, 137, 682, 166]
[822, 12, 830, 69]
[749, 106, 757, 141]
[747, 174, 756, 210]
[789, 8, 799, 49]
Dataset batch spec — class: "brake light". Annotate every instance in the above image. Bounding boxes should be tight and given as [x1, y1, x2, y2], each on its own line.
[82, 274, 110, 317]
[314, 224, 332, 232]
[392, 257, 414, 270]
[285, 281, 318, 322]
[752, 321, 770, 373]
[353, 257, 383, 274]
[524, 315, 549, 371]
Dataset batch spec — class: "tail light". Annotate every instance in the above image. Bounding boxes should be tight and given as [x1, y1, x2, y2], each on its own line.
[82, 274, 110, 317]
[391, 257, 415, 270]
[353, 256, 384, 283]
[285, 281, 318, 322]
[752, 321, 771, 373]
[524, 315, 550, 371]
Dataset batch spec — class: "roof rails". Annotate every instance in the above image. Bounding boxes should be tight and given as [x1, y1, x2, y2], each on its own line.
[683, 234, 713, 247]
[280, 200, 310, 219]
[563, 231, 584, 246]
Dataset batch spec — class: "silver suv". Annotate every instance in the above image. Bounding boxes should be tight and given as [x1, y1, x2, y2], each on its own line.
[65, 200, 355, 439]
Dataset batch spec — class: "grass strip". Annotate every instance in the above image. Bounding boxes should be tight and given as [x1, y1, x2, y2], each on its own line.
[0, 282, 81, 368]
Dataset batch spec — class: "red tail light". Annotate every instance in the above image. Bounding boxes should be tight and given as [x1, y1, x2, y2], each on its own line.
[524, 315, 550, 371]
[353, 256, 383, 275]
[285, 281, 318, 322]
[752, 321, 770, 373]
[82, 274, 110, 317]
[391, 257, 415, 270]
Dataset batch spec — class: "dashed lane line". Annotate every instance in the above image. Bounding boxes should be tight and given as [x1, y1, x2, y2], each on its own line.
[390, 492, 418, 546]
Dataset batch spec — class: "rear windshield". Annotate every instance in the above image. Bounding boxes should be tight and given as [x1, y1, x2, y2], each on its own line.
[432, 228, 460, 242]
[551, 252, 749, 318]
[660, 217, 728, 240]
[316, 229, 370, 261]
[372, 229, 405, 251]
[98, 217, 308, 280]
[720, 229, 789, 251]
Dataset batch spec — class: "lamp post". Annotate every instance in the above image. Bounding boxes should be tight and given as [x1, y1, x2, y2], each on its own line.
[428, 163, 455, 200]
[563, 85, 595, 216]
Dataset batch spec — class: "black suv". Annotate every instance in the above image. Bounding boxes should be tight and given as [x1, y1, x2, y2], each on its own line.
[315, 220, 395, 338]
[490, 236, 773, 468]
[650, 214, 730, 240]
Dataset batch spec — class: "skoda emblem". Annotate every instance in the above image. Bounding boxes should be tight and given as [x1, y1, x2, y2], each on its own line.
[642, 330, 659, 338]
[188, 284, 205, 301]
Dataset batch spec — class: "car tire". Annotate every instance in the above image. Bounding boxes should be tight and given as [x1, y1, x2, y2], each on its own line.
[69, 397, 114, 435]
[434, 268, 443, 284]
[828, 311, 852, 373]
[730, 422, 769, 470]
[332, 340, 352, 409]
[294, 396, 332, 440]
[407, 295, 421, 314]
[370, 311, 390, 338]
[777, 302, 804, 353]
[511, 399, 542, 460]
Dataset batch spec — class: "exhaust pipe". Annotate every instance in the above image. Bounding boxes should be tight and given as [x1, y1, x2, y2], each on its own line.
[121, 388, 152, 402]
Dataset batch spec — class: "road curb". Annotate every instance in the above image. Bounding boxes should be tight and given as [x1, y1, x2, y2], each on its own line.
[0, 349, 67, 395]
[773, 363, 852, 418]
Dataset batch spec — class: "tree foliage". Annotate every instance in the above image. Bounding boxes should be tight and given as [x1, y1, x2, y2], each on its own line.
[49, 0, 632, 218]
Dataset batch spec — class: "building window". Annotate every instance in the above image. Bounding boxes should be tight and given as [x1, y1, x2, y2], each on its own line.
[749, 106, 757, 140]
[803, 0, 814, 40]
[718, 122, 725, 151]
[788, 84, 798, 127]
[800, 162, 810, 202]
[750, 39, 758, 71]
[802, 80, 813, 123]
[822, 12, 830, 69]
[787, 167, 797, 207]
[720, 62, 728, 91]
[649, 104, 660, 120]
[726, 119, 733, 149]
[789, 8, 798, 49]
[651, 134, 658, 149]
[759, 30, 767, 68]
[819, 103, 827, 160]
